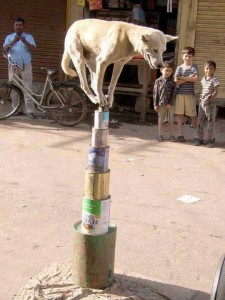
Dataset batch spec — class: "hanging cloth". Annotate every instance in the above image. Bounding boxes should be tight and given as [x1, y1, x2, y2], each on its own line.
[77, 0, 86, 7]
[167, 0, 172, 12]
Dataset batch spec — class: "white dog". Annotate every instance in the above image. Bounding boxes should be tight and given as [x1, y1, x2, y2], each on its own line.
[61, 19, 178, 108]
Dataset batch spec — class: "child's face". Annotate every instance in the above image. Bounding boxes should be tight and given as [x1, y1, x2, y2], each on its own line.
[161, 67, 173, 79]
[182, 53, 194, 64]
[204, 64, 215, 77]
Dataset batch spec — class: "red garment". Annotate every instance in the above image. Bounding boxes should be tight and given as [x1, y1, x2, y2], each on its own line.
[88, 0, 102, 10]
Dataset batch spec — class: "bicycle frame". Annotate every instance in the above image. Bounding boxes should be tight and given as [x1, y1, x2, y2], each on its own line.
[10, 70, 53, 111]
[6, 54, 66, 112]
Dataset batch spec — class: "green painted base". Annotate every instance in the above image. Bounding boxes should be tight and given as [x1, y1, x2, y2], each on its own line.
[72, 221, 117, 289]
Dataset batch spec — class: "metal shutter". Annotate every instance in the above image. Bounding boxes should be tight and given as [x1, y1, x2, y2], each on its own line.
[194, 0, 225, 98]
[0, 0, 66, 82]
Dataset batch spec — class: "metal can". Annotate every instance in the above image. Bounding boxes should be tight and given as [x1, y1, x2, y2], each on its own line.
[88, 146, 109, 173]
[91, 128, 108, 148]
[81, 197, 111, 235]
[94, 110, 109, 129]
[84, 169, 110, 200]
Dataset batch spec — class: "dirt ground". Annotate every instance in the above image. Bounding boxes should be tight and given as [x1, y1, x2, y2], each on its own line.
[1, 112, 225, 299]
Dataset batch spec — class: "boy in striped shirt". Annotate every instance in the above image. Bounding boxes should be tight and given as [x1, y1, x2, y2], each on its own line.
[174, 47, 199, 142]
[195, 61, 219, 148]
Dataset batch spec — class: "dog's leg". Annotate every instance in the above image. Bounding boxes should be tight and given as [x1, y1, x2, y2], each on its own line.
[107, 59, 131, 108]
[93, 59, 108, 107]
[84, 59, 97, 94]
[70, 55, 98, 105]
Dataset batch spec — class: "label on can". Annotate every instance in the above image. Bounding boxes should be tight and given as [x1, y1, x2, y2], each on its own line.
[88, 146, 109, 173]
[94, 111, 109, 129]
[91, 128, 108, 148]
[84, 169, 110, 200]
[81, 197, 111, 235]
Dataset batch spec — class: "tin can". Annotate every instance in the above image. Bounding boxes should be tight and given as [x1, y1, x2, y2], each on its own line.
[81, 197, 111, 235]
[84, 169, 110, 200]
[94, 110, 109, 129]
[91, 128, 108, 148]
[88, 146, 109, 173]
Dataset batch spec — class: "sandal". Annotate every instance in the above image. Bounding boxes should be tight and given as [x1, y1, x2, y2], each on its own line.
[157, 135, 164, 142]
[194, 138, 203, 146]
[177, 135, 185, 143]
[170, 136, 176, 142]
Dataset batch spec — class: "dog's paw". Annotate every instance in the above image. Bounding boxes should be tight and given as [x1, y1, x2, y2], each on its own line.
[97, 96, 108, 108]
[106, 95, 113, 108]
[91, 96, 98, 105]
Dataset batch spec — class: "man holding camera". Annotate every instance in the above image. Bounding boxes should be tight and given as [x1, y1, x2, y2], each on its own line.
[3, 17, 37, 118]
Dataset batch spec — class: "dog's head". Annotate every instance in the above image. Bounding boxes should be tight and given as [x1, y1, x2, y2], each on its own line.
[140, 31, 178, 69]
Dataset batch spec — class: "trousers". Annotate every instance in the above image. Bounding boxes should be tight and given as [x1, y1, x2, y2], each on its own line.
[9, 63, 35, 114]
[196, 101, 217, 141]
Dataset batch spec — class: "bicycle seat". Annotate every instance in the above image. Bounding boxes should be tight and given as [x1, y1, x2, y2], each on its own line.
[41, 67, 58, 76]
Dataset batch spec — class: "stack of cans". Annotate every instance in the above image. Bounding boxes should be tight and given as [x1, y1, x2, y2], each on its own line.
[81, 110, 111, 235]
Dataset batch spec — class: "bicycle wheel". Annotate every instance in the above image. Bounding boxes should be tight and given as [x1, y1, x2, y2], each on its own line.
[0, 83, 23, 120]
[45, 85, 87, 127]
[211, 254, 225, 300]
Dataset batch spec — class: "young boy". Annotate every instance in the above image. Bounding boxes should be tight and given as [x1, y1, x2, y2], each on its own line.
[174, 47, 199, 142]
[195, 60, 219, 148]
[153, 61, 177, 142]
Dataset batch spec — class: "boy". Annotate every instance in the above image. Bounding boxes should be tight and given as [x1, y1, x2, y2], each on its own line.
[195, 60, 219, 148]
[153, 61, 176, 142]
[174, 47, 199, 142]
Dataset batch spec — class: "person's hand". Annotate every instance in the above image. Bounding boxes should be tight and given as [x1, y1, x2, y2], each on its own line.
[166, 104, 171, 109]
[20, 36, 26, 43]
[154, 105, 159, 112]
[13, 35, 21, 43]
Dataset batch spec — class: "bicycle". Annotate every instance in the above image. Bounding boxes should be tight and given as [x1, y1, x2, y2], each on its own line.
[0, 54, 87, 127]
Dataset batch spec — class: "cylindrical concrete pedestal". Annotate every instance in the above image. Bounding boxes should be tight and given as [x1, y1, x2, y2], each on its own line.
[72, 221, 117, 289]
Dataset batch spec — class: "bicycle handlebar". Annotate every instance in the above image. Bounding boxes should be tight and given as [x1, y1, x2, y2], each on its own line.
[2, 52, 24, 70]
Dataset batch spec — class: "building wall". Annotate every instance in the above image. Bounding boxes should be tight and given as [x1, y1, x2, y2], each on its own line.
[68, 0, 83, 26]
[0, 0, 67, 82]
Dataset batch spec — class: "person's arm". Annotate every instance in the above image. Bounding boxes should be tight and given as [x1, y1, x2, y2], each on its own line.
[169, 83, 177, 106]
[177, 73, 198, 83]
[153, 81, 159, 111]
[174, 76, 185, 85]
[209, 86, 219, 101]
[174, 66, 184, 85]
[3, 35, 20, 53]
[20, 36, 36, 52]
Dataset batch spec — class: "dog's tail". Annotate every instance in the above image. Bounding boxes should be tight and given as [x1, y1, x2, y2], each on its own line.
[61, 49, 77, 77]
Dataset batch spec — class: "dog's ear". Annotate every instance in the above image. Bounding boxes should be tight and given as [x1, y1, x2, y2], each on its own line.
[165, 35, 179, 42]
[141, 35, 150, 43]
